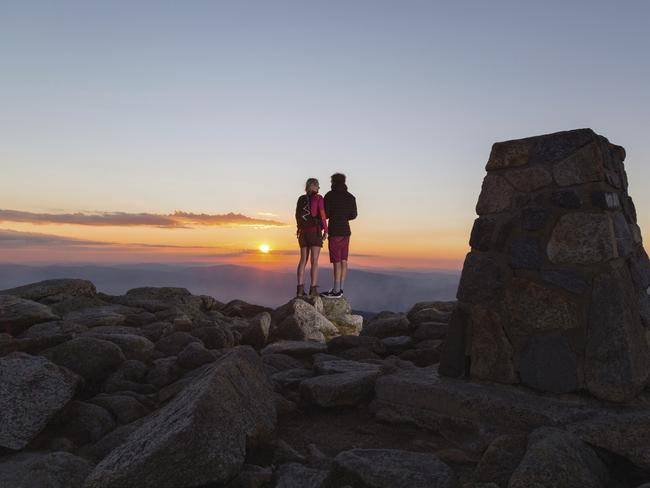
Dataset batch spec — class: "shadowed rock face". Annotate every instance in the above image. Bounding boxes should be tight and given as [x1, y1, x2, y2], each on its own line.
[441, 128, 650, 402]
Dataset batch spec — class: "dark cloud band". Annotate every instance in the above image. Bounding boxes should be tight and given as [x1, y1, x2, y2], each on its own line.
[0, 209, 286, 228]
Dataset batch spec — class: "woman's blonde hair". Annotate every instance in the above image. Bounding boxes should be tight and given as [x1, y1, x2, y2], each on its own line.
[305, 178, 319, 193]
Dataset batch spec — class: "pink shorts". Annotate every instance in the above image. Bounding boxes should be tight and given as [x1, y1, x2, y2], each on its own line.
[328, 236, 350, 263]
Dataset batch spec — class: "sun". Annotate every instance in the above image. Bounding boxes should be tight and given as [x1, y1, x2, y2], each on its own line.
[259, 243, 271, 254]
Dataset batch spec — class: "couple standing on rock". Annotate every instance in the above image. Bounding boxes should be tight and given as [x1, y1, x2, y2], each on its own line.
[295, 173, 357, 299]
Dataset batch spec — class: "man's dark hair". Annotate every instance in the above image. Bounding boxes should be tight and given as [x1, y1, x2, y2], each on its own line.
[331, 173, 346, 185]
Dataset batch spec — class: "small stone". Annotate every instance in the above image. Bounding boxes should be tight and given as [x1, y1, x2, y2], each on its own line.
[469, 217, 497, 251]
[520, 207, 551, 231]
[399, 348, 440, 367]
[0, 451, 92, 488]
[63, 306, 127, 328]
[504, 166, 552, 192]
[43, 337, 126, 382]
[591, 191, 621, 210]
[177, 342, 216, 369]
[505, 278, 580, 334]
[494, 218, 516, 252]
[485, 138, 532, 171]
[0, 353, 79, 450]
[413, 322, 448, 341]
[519, 334, 578, 394]
[508, 236, 544, 269]
[547, 213, 617, 264]
[332, 314, 363, 336]
[261, 340, 328, 357]
[274, 463, 327, 488]
[381, 336, 413, 353]
[628, 247, 650, 290]
[528, 129, 596, 164]
[360, 315, 410, 339]
[271, 299, 339, 342]
[406, 303, 452, 324]
[509, 428, 608, 488]
[540, 269, 589, 295]
[611, 212, 635, 257]
[0, 295, 59, 336]
[476, 174, 515, 215]
[322, 448, 458, 488]
[474, 434, 528, 487]
[439, 305, 471, 378]
[147, 357, 182, 387]
[469, 306, 516, 383]
[551, 189, 582, 209]
[456, 253, 505, 304]
[300, 370, 380, 407]
[552, 141, 605, 186]
[272, 368, 315, 388]
[155, 331, 202, 356]
[85, 333, 155, 362]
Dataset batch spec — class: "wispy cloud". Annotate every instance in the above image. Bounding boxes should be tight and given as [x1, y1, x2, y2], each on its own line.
[0, 209, 287, 228]
[0, 229, 111, 247]
[0, 229, 217, 250]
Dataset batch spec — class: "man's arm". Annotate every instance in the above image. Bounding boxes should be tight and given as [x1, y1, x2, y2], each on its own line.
[348, 195, 357, 220]
[323, 193, 331, 219]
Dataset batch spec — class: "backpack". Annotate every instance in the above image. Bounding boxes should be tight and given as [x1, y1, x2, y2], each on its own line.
[296, 194, 321, 229]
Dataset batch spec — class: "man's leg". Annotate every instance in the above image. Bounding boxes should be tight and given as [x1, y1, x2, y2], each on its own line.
[340, 260, 348, 291]
[333, 262, 342, 292]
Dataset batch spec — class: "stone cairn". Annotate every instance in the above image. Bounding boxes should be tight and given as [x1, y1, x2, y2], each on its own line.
[440, 128, 650, 402]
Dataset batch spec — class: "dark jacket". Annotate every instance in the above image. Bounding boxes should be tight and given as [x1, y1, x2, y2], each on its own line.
[324, 184, 357, 236]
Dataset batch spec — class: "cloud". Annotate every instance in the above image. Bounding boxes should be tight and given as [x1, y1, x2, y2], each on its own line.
[0, 229, 111, 247]
[0, 209, 287, 228]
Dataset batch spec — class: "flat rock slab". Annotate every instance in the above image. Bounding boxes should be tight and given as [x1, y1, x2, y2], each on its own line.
[322, 448, 458, 488]
[83, 346, 276, 488]
[0, 451, 92, 488]
[0, 279, 97, 302]
[372, 368, 602, 442]
[63, 306, 130, 328]
[509, 428, 608, 488]
[0, 352, 79, 450]
[568, 410, 650, 470]
[262, 340, 328, 357]
[0, 295, 59, 335]
[300, 370, 381, 407]
[314, 359, 382, 375]
[275, 462, 328, 488]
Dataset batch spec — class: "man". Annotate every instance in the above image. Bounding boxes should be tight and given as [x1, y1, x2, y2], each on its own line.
[322, 173, 357, 298]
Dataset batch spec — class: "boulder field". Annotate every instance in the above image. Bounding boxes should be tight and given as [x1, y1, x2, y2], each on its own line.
[1, 130, 649, 487]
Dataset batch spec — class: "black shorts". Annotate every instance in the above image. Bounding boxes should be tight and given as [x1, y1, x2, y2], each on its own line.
[298, 230, 323, 248]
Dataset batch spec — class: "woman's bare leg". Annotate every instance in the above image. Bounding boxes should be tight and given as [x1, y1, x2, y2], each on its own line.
[297, 247, 310, 286]
[309, 246, 321, 287]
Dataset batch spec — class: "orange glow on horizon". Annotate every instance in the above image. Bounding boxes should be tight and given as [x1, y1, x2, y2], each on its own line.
[0, 221, 469, 271]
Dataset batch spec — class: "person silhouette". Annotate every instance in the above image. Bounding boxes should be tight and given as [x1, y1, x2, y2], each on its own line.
[321, 173, 357, 298]
[295, 178, 328, 297]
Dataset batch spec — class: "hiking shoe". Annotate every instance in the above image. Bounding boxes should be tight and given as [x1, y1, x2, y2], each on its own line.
[329, 290, 344, 299]
[309, 286, 320, 297]
[320, 289, 334, 297]
[296, 285, 306, 297]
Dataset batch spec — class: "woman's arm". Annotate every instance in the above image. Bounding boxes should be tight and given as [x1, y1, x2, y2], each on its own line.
[311, 195, 328, 233]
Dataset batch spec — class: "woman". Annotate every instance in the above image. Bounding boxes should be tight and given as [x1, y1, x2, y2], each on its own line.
[295, 178, 328, 297]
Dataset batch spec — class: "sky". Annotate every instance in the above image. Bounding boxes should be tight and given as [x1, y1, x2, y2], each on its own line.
[1, 0, 649, 270]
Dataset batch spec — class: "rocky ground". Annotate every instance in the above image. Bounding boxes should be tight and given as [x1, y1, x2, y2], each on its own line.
[1, 278, 649, 487]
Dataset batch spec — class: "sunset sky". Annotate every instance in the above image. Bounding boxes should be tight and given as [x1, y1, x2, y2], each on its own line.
[1, 1, 649, 270]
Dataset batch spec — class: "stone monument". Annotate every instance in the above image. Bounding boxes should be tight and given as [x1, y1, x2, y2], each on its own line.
[440, 128, 650, 402]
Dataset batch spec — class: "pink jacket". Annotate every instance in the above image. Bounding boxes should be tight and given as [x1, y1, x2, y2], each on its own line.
[304, 193, 328, 233]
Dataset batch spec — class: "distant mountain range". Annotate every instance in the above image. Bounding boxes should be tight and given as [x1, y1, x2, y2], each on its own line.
[0, 263, 460, 313]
